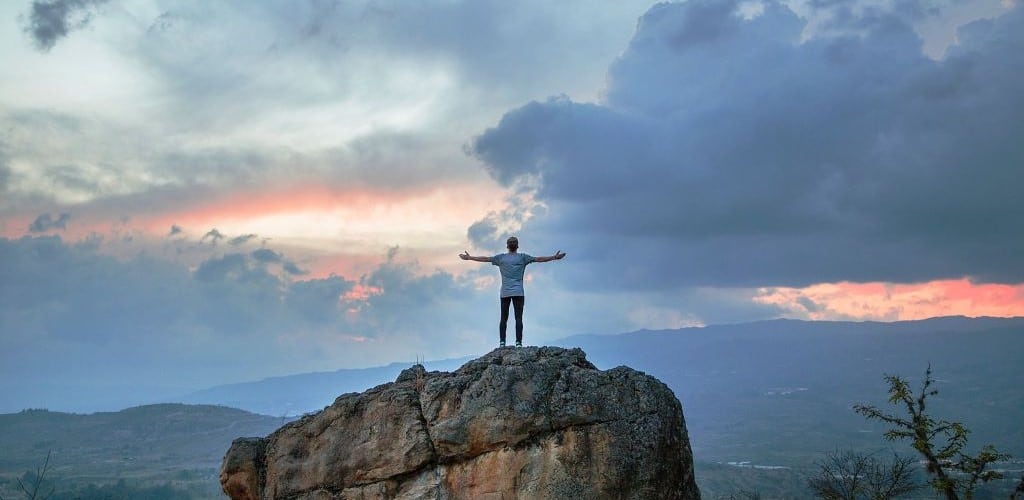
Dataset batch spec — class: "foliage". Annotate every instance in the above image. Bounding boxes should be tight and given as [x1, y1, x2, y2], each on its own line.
[853, 365, 1010, 500]
[806, 450, 918, 500]
[0, 450, 55, 500]
[0, 450, 197, 500]
[47, 480, 190, 500]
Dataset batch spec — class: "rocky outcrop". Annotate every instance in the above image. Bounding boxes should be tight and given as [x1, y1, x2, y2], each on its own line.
[220, 346, 700, 500]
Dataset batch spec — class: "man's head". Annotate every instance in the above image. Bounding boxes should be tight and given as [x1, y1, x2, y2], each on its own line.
[506, 236, 519, 252]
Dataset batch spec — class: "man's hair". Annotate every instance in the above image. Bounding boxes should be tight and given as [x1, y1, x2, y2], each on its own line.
[506, 236, 519, 251]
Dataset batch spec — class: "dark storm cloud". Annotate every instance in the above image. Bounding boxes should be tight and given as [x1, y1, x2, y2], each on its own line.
[471, 0, 1024, 288]
[22, 0, 108, 51]
[0, 236, 491, 398]
[356, 259, 480, 339]
[0, 236, 193, 344]
[0, 234, 787, 411]
[28, 212, 70, 232]
[0, 235, 485, 346]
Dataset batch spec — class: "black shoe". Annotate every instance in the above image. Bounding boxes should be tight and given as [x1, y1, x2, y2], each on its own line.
[499, 340, 506, 348]
[515, 341, 523, 348]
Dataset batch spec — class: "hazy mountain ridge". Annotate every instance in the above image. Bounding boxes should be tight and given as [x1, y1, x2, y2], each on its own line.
[180, 317, 1024, 463]
[2, 317, 1022, 498]
[558, 316, 1024, 462]
[0, 403, 283, 480]
[183, 316, 1024, 489]
[182, 358, 472, 416]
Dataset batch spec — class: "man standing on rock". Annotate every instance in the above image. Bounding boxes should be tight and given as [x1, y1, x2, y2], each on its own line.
[459, 236, 566, 348]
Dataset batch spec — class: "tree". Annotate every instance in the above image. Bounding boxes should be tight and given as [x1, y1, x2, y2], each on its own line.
[1, 450, 55, 500]
[807, 450, 918, 500]
[853, 365, 1008, 500]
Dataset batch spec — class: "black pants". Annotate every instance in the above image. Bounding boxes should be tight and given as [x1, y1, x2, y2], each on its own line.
[499, 296, 525, 344]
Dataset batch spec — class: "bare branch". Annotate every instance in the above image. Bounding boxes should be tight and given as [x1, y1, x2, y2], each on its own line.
[808, 450, 919, 500]
[14, 450, 54, 500]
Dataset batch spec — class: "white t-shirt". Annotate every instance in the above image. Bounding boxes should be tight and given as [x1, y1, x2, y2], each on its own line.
[491, 252, 535, 297]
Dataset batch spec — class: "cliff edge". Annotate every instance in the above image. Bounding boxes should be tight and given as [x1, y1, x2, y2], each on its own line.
[220, 346, 700, 499]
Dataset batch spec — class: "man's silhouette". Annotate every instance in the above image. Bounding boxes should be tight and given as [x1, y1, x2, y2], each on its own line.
[460, 236, 566, 348]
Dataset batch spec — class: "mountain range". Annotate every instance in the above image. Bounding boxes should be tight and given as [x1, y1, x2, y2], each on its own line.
[182, 316, 1024, 465]
[3, 316, 1022, 498]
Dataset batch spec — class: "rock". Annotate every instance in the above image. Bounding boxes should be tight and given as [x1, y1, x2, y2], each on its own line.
[221, 346, 701, 499]
[220, 437, 266, 500]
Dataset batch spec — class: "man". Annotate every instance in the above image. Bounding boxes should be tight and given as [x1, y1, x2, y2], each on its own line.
[460, 236, 566, 348]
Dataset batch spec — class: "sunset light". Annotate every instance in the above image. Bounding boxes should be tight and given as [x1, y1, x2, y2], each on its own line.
[2, 3, 1022, 494]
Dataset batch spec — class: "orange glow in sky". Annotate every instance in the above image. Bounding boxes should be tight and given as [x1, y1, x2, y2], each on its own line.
[142, 182, 505, 247]
[756, 279, 1024, 321]
[10, 183, 1024, 323]
[4, 180, 518, 284]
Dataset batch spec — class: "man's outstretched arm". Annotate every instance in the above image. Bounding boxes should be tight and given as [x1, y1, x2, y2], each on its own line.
[534, 250, 567, 263]
[459, 251, 492, 263]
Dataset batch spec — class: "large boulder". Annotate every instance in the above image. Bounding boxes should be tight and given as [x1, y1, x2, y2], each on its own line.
[221, 346, 700, 499]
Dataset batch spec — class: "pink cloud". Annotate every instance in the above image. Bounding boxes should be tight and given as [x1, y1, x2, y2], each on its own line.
[342, 283, 384, 302]
[755, 279, 1024, 321]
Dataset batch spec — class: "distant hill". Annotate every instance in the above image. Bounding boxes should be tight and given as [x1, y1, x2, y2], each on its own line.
[0, 404, 283, 482]
[180, 357, 471, 416]
[4, 317, 1021, 498]
[181, 316, 1024, 467]
[556, 316, 1024, 465]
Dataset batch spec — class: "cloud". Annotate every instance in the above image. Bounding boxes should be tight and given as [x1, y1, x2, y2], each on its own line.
[0, 0, 654, 229]
[471, 0, 1024, 289]
[167, 224, 183, 237]
[251, 248, 283, 263]
[193, 253, 250, 282]
[0, 234, 790, 412]
[282, 261, 307, 276]
[228, 233, 257, 246]
[200, 228, 224, 245]
[0, 236, 481, 403]
[0, 152, 10, 191]
[250, 247, 307, 275]
[755, 279, 1024, 321]
[28, 212, 70, 232]
[466, 177, 545, 248]
[22, 0, 108, 51]
[133, 1, 652, 114]
[0, 109, 487, 226]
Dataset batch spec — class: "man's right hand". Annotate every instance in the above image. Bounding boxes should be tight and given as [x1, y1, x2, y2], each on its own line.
[459, 251, 471, 260]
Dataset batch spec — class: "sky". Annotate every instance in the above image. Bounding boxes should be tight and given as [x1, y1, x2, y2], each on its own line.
[1, 0, 1023, 412]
